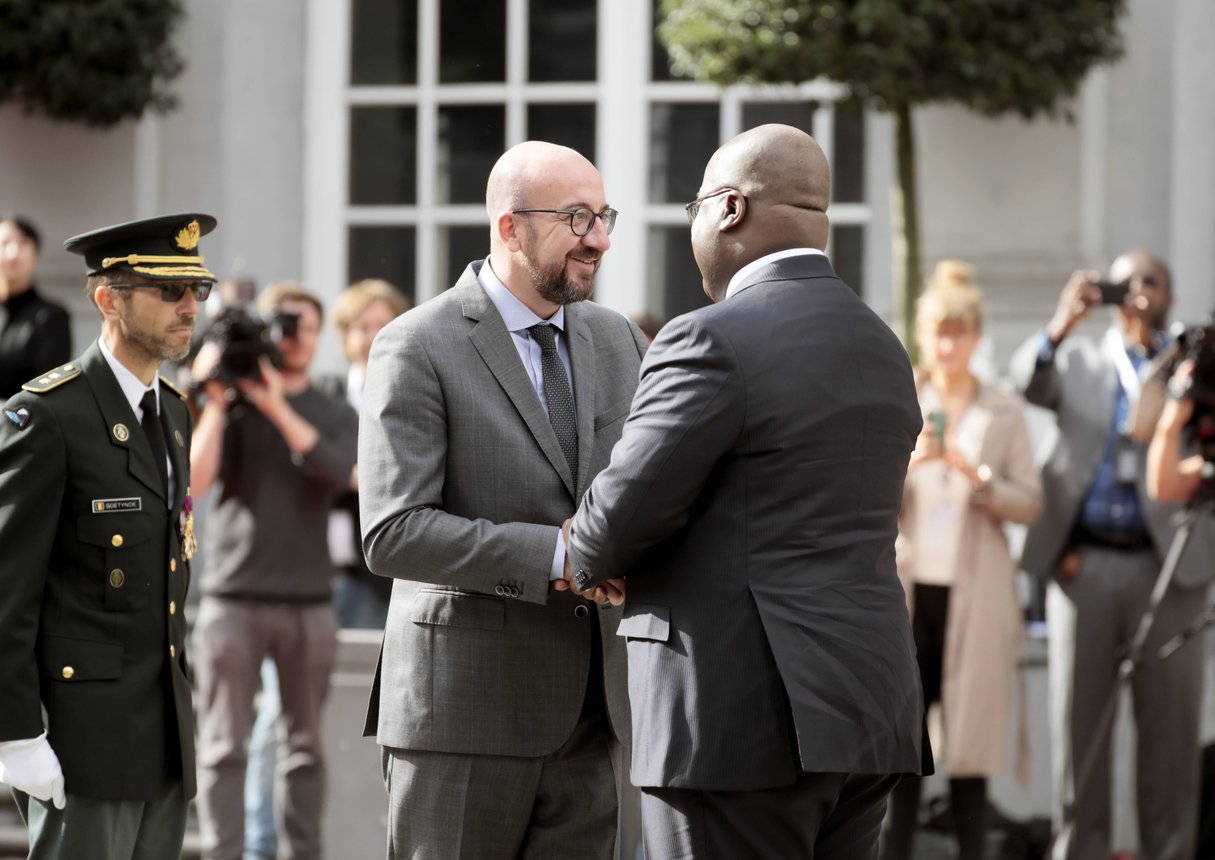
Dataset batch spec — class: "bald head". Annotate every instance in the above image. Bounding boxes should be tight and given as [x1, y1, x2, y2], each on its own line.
[691, 124, 832, 301]
[487, 142, 594, 222]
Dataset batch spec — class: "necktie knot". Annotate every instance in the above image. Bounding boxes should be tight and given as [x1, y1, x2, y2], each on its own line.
[528, 323, 558, 352]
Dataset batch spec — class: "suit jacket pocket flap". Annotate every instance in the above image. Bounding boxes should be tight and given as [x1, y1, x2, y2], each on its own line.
[616, 603, 670, 641]
[410, 589, 505, 630]
[40, 635, 123, 681]
[594, 396, 633, 431]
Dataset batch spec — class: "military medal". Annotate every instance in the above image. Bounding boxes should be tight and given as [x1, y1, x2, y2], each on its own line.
[181, 489, 197, 561]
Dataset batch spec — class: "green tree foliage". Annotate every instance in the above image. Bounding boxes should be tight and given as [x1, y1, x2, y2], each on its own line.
[0, 0, 184, 128]
[658, 0, 1126, 353]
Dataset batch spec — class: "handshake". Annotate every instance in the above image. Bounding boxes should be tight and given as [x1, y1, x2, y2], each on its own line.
[552, 518, 626, 607]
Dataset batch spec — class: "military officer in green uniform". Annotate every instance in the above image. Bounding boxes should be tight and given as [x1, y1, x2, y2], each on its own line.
[0, 213, 217, 859]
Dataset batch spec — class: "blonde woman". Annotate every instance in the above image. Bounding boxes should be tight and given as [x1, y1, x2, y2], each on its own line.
[880, 261, 1043, 860]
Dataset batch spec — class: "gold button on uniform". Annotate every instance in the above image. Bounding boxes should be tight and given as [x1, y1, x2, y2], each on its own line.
[109, 569, 125, 588]
[170, 558, 177, 572]
[169, 601, 176, 615]
[61, 666, 74, 680]
[111, 534, 124, 547]
[169, 645, 176, 658]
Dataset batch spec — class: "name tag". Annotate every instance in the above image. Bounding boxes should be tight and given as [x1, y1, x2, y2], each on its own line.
[92, 497, 142, 513]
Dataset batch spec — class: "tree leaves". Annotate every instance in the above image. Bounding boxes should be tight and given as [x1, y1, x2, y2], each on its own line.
[0, 0, 184, 127]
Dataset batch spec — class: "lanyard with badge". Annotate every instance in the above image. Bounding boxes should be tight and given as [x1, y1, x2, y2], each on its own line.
[1106, 328, 1148, 486]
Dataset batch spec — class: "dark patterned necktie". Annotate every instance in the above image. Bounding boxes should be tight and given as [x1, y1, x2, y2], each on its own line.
[528, 323, 578, 479]
[139, 389, 169, 494]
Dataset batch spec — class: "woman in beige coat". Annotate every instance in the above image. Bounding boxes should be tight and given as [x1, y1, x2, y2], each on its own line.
[880, 261, 1043, 860]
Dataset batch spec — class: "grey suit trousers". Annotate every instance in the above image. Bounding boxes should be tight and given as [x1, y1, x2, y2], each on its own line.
[641, 772, 899, 860]
[1047, 545, 1204, 860]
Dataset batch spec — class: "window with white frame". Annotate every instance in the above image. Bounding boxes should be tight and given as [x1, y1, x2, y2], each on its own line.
[327, 0, 876, 321]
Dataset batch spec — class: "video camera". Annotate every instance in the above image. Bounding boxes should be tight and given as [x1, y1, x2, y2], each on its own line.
[1132, 317, 1215, 458]
[202, 307, 300, 383]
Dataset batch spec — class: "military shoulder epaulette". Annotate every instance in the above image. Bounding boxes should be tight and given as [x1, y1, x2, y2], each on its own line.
[159, 374, 187, 400]
[21, 363, 82, 394]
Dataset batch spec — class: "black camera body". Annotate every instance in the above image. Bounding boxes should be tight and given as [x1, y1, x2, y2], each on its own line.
[203, 307, 298, 383]
[1167, 319, 1215, 461]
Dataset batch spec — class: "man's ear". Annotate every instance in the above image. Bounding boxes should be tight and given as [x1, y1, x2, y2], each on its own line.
[720, 191, 747, 231]
[497, 211, 524, 252]
[94, 283, 122, 321]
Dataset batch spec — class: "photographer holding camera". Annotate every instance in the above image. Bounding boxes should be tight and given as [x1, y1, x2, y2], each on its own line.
[1010, 251, 1215, 860]
[188, 282, 357, 860]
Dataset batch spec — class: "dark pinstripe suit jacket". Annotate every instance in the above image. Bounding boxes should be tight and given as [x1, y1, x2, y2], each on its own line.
[570, 253, 927, 790]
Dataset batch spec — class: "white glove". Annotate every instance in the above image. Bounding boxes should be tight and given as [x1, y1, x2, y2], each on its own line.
[0, 731, 66, 809]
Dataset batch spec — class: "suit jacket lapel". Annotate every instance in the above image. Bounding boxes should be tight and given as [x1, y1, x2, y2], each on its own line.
[81, 342, 167, 502]
[458, 271, 577, 497]
[566, 303, 596, 497]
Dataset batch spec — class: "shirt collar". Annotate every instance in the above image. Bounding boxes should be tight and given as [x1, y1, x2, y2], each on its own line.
[477, 258, 566, 334]
[97, 336, 158, 417]
[725, 248, 825, 299]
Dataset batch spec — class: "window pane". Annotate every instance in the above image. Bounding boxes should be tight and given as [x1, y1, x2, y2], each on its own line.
[529, 0, 596, 82]
[439, 0, 505, 83]
[740, 101, 816, 136]
[348, 227, 417, 304]
[527, 104, 595, 162]
[437, 105, 505, 205]
[648, 226, 707, 320]
[350, 107, 417, 205]
[833, 108, 866, 204]
[441, 226, 487, 291]
[830, 225, 864, 297]
[649, 104, 718, 204]
[351, 0, 417, 85]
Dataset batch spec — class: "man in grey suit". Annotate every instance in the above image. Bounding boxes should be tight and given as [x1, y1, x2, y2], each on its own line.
[359, 140, 647, 858]
[1009, 252, 1215, 860]
[563, 124, 927, 857]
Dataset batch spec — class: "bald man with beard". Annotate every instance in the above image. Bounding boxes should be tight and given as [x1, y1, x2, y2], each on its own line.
[563, 124, 928, 856]
[358, 141, 647, 858]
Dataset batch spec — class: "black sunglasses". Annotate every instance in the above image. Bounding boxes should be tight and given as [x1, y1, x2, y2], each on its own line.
[109, 281, 213, 303]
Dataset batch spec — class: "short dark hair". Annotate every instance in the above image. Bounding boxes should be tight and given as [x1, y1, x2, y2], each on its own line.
[0, 213, 41, 251]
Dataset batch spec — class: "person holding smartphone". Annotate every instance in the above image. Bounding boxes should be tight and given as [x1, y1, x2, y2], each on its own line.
[1009, 251, 1215, 860]
[881, 261, 1042, 860]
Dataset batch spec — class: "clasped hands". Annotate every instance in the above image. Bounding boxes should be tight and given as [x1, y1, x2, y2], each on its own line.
[553, 518, 625, 607]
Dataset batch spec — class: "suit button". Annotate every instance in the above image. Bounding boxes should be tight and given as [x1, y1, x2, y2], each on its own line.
[494, 585, 506, 596]
[509, 586, 520, 598]
[169, 601, 177, 615]
[170, 645, 176, 658]
[61, 666, 74, 680]
[109, 568, 125, 588]
[170, 558, 177, 572]
[111, 534, 124, 548]
[574, 604, 589, 619]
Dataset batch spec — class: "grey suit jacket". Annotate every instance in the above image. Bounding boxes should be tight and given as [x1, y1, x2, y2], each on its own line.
[568, 254, 926, 791]
[1009, 328, 1215, 588]
[359, 262, 647, 757]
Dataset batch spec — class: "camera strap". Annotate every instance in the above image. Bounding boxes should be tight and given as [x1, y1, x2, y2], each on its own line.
[1105, 327, 1146, 404]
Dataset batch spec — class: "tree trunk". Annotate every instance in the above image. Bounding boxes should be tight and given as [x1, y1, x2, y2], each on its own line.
[893, 101, 922, 365]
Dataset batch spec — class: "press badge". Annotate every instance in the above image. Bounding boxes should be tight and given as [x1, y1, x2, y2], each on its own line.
[1115, 436, 1139, 485]
[92, 497, 142, 513]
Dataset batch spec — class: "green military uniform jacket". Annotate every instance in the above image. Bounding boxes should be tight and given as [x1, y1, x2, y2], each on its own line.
[0, 340, 195, 801]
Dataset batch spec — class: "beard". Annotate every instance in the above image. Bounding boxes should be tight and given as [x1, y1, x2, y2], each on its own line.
[120, 303, 194, 363]
[521, 243, 595, 307]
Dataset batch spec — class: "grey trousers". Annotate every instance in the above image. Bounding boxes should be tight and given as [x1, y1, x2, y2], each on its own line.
[641, 772, 899, 860]
[383, 714, 620, 860]
[193, 597, 338, 860]
[1047, 545, 1205, 860]
[14, 782, 187, 860]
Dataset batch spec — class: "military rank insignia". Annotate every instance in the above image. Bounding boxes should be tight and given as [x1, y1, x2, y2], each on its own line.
[4, 408, 30, 429]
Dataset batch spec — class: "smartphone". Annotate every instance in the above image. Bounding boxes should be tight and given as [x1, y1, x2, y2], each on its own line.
[926, 409, 947, 453]
[1097, 279, 1131, 305]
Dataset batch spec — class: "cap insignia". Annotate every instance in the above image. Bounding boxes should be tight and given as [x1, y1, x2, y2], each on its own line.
[174, 220, 201, 251]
